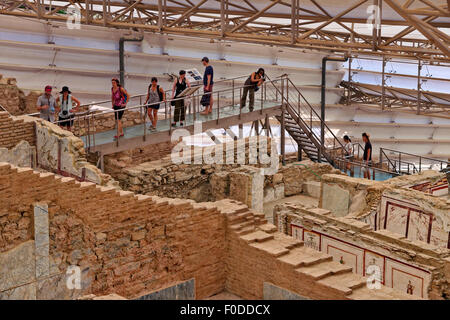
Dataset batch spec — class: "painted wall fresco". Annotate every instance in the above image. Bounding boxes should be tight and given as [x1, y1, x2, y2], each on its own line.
[409, 177, 448, 197]
[289, 222, 432, 298]
[379, 195, 449, 249]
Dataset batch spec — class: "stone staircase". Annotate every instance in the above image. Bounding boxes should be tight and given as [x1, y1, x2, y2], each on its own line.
[224, 206, 420, 300]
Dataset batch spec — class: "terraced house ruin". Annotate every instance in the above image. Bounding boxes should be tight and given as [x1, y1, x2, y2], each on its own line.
[0, 0, 449, 307]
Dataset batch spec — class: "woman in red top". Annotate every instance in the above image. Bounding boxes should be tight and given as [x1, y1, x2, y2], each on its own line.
[111, 78, 129, 139]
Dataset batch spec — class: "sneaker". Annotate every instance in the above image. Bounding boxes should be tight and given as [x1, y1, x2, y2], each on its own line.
[172, 123, 177, 127]
[180, 122, 184, 126]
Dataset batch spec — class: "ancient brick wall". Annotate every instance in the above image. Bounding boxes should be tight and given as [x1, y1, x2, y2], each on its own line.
[0, 162, 418, 300]
[0, 112, 36, 148]
[116, 137, 276, 201]
[0, 163, 227, 299]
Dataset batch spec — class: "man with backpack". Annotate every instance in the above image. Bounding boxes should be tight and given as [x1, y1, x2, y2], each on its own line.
[145, 77, 165, 131]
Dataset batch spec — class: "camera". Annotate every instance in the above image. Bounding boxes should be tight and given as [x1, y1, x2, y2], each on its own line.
[62, 110, 68, 116]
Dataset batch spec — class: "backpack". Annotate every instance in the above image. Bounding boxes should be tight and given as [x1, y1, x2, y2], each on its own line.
[148, 85, 164, 102]
[120, 87, 128, 104]
[112, 87, 128, 106]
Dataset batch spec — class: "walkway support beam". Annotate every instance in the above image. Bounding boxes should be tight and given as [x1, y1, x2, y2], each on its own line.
[320, 55, 348, 162]
[119, 36, 143, 87]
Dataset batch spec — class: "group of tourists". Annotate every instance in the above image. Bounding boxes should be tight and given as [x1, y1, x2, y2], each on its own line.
[36, 56, 266, 139]
[343, 132, 373, 179]
[36, 85, 81, 132]
[37, 56, 267, 138]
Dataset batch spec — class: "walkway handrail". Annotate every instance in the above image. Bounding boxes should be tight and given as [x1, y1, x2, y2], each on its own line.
[75, 75, 286, 150]
[380, 147, 449, 173]
[334, 156, 400, 178]
[380, 147, 399, 173]
[24, 73, 261, 118]
[76, 75, 283, 119]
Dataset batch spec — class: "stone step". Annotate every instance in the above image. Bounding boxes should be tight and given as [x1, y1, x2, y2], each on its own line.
[249, 239, 291, 257]
[236, 226, 257, 236]
[258, 223, 278, 234]
[227, 211, 253, 224]
[254, 218, 268, 226]
[277, 246, 332, 268]
[296, 260, 353, 280]
[318, 272, 367, 291]
[273, 233, 304, 249]
[240, 230, 275, 243]
[229, 219, 257, 232]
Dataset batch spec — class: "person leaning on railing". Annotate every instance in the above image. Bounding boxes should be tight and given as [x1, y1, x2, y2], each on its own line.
[343, 135, 354, 177]
[55, 86, 80, 132]
[241, 68, 265, 112]
[111, 78, 129, 140]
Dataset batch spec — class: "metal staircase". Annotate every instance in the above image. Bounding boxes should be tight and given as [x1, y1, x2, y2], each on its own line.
[267, 75, 346, 165]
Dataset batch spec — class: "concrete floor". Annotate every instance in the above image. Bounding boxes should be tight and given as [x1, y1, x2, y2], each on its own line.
[263, 193, 319, 224]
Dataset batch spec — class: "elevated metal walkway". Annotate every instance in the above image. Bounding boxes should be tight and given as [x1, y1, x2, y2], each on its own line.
[70, 75, 288, 157]
[55, 73, 448, 179]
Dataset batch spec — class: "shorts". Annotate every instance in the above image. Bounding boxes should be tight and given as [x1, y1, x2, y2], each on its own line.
[146, 104, 160, 110]
[59, 115, 74, 127]
[113, 105, 125, 120]
[40, 113, 55, 123]
[363, 161, 372, 173]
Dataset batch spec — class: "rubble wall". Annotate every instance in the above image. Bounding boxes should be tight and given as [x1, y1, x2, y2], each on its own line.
[73, 110, 145, 136]
[117, 140, 339, 206]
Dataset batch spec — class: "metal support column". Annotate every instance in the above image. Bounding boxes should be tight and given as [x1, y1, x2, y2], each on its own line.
[417, 59, 422, 114]
[281, 76, 286, 165]
[321, 55, 348, 163]
[382, 56, 386, 110]
[119, 36, 143, 87]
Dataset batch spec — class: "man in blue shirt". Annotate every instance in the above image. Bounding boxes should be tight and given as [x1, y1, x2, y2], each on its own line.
[201, 57, 214, 115]
[36, 85, 56, 123]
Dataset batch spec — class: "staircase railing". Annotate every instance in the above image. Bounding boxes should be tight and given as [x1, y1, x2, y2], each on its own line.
[380, 148, 449, 174]
[265, 74, 346, 164]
